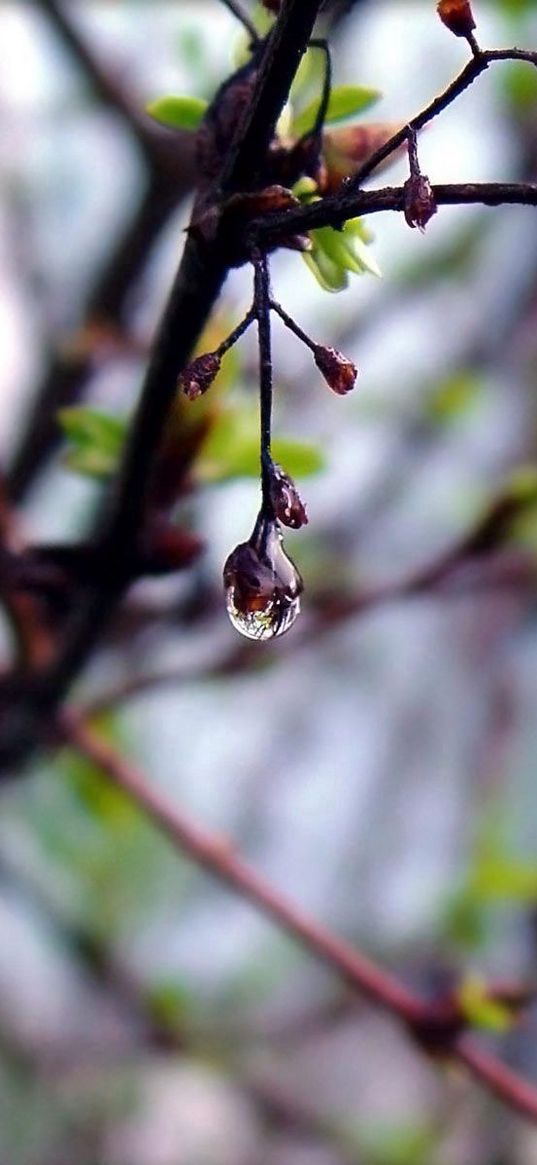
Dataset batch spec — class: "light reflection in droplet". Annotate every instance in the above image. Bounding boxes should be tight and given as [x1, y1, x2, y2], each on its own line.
[223, 517, 303, 641]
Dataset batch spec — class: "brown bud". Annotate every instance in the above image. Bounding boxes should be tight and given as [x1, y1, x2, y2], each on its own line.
[261, 0, 281, 11]
[177, 352, 221, 400]
[321, 123, 406, 192]
[314, 345, 357, 395]
[227, 185, 299, 217]
[437, 0, 476, 39]
[268, 464, 308, 529]
[403, 173, 437, 231]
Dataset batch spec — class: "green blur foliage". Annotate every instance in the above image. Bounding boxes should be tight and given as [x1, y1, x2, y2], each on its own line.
[292, 84, 381, 138]
[58, 407, 125, 478]
[196, 405, 324, 483]
[146, 93, 208, 131]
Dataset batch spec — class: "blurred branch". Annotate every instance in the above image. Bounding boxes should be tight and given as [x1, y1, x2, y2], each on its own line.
[0, 479, 53, 669]
[58, 711, 537, 1123]
[6, 3, 198, 500]
[34, 0, 155, 157]
[81, 541, 535, 720]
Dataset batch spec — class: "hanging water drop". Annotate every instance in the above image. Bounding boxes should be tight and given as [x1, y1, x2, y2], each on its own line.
[223, 516, 303, 641]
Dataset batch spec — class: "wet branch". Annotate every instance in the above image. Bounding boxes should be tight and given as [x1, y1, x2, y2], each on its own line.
[254, 181, 537, 249]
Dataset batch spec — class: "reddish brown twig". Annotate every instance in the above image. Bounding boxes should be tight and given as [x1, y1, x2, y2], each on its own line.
[57, 712, 537, 1123]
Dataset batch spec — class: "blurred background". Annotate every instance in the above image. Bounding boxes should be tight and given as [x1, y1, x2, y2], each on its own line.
[1, 1, 537, 1162]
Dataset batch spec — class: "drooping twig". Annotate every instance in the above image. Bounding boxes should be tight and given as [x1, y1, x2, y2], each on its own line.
[253, 252, 275, 513]
[57, 712, 537, 1124]
[7, 1, 198, 500]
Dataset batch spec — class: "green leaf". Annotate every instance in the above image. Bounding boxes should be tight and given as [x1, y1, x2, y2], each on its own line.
[146, 94, 208, 131]
[457, 975, 515, 1033]
[302, 245, 349, 292]
[314, 224, 381, 278]
[425, 372, 483, 425]
[302, 220, 380, 291]
[148, 980, 193, 1030]
[292, 85, 381, 138]
[58, 407, 126, 478]
[197, 407, 324, 483]
[471, 856, 537, 901]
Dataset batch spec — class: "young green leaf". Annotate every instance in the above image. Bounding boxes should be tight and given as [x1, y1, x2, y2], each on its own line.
[292, 84, 381, 139]
[58, 407, 126, 479]
[302, 246, 349, 292]
[457, 976, 515, 1033]
[146, 94, 208, 131]
[197, 407, 324, 483]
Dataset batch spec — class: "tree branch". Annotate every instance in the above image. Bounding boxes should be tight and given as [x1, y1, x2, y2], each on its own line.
[253, 181, 537, 249]
[57, 712, 537, 1124]
[5, 0, 325, 742]
[346, 46, 537, 192]
[35, 0, 156, 160]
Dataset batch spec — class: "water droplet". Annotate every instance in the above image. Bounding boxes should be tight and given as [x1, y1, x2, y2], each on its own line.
[223, 516, 303, 641]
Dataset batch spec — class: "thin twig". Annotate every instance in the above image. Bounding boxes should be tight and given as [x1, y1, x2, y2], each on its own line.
[253, 252, 275, 511]
[58, 712, 537, 1124]
[346, 46, 537, 192]
[254, 181, 537, 248]
[219, 0, 260, 44]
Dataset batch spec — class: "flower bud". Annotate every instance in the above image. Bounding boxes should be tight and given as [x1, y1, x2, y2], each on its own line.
[268, 464, 308, 529]
[403, 173, 437, 231]
[437, 0, 476, 39]
[314, 345, 357, 395]
[177, 352, 221, 400]
[321, 123, 405, 192]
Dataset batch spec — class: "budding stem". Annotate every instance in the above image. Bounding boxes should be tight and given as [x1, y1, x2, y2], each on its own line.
[217, 305, 256, 357]
[253, 252, 275, 519]
[270, 297, 318, 353]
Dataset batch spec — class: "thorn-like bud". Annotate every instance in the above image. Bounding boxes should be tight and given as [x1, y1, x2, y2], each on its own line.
[177, 352, 221, 400]
[313, 345, 357, 395]
[403, 173, 438, 231]
[268, 463, 308, 529]
[437, 0, 476, 39]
